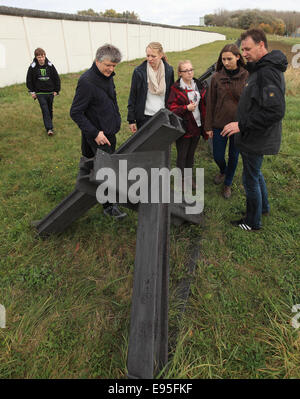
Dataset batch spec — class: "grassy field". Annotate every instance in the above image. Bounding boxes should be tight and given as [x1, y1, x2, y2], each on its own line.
[186, 25, 244, 41]
[187, 25, 300, 45]
[0, 36, 299, 379]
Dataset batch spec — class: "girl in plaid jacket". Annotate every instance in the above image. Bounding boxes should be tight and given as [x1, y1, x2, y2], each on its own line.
[167, 60, 208, 188]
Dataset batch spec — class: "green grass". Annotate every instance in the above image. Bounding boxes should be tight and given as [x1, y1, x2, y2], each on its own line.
[186, 25, 244, 41]
[187, 25, 300, 44]
[0, 37, 300, 379]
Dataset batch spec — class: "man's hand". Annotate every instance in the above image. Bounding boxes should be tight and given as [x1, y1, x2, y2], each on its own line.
[221, 122, 240, 137]
[95, 131, 111, 146]
[53, 92, 58, 96]
[31, 92, 37, 99]
[129, 123, 137, 134]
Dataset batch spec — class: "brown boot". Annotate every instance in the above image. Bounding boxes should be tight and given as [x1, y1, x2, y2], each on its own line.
[214, 173, 225, 185]
[223, 185, 231, 199]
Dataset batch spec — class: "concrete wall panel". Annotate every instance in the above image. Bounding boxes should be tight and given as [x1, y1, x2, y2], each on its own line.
[89, 21, 111, 59]
[139, 25, 152, 58]
[109, 23, 128, 61]
[0, 12, 225, 87]
[24, 17, 66, 70]
[127, 24, 140, 61]
[62, 20, 93, 73]
[0, 15, 30, 85]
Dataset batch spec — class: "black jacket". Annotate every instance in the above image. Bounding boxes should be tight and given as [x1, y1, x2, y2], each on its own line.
[26, 57, 60, 94]
[127, 59, 174, 124]
[70, 63, 121, 155]
[235, 50, 287, 155]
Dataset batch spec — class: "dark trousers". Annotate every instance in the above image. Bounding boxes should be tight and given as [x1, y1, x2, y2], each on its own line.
[86, 134, 117, 209]
[86, 134, 116, 157]
[176, 135, 200, 177]
[213, 128, 239, 186]
[37, 93, 54, 131]
[137, 115, 153, 129]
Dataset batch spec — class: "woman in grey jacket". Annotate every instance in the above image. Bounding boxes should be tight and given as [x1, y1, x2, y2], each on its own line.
[127, 42, 174, 132]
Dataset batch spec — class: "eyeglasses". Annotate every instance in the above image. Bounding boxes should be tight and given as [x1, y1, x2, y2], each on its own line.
[180, 69, 194, 73]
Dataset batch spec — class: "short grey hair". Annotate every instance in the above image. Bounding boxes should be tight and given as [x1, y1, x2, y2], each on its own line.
[95, 44, 122, 63]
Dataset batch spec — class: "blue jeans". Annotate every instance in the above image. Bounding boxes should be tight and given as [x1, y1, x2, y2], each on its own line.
[37, 93, 54, 131]
[213, 128, 239, 186]
[241, 152, 270, 229]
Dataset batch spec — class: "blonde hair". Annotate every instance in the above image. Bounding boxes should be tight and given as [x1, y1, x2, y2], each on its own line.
[177, 60, 193, 78]
[146, 42, 167, 62]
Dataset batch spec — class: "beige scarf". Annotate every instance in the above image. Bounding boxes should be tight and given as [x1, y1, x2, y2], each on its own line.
[147, 60, 166, 96]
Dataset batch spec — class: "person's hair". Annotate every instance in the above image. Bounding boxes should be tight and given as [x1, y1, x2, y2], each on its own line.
[146, 42, 167, 62]
[240, 28, 268, 50]
[95, 44, 122, 63]
[177, 60, 193, 78]
[34, 48, 46, 57]
[216, 43, 246, 71]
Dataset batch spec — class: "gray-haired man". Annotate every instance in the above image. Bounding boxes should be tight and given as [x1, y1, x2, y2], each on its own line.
[70, 44, 127, 219]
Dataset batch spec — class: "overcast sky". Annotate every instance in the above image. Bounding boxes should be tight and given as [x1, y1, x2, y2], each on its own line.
[1, 0, 300, 26]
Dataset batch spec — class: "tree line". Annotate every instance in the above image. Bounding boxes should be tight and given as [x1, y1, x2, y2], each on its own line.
[77, 8, 139, 21]
[204, 9, 300, 36]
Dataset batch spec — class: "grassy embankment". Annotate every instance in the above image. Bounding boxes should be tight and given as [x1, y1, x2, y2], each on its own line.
[0, 35, 299, 378]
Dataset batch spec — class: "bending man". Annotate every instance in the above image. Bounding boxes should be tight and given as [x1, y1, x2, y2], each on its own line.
[70, 44, 127, 219]
[221, 29, 287, 231]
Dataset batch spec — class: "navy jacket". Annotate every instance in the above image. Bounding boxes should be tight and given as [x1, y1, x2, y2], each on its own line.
[235, 50, 287, 155]
[70, 63, 121, 156]
[26, 57, 60, 94]
[127, 59, 174, 124]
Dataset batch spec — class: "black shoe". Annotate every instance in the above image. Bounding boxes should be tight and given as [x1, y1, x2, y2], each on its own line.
[214, 173, 225, 185]
[230, 218, 261, 231]
[103, 204, 127, 219]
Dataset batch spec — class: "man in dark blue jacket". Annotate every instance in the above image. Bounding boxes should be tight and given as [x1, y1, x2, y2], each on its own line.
[220, 29, 287, 231]
[70, 44, 126, 219]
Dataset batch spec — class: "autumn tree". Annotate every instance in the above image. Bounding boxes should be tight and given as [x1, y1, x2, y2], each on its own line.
[77, 8, 99, 16]
[203, 8, 291, 36]
[77, 8, 140, 21]
[204, 14, 216, 26]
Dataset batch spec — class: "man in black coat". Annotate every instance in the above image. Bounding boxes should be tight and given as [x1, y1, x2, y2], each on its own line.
[220, 29, 287, 231]
[70, 44, 126, 219]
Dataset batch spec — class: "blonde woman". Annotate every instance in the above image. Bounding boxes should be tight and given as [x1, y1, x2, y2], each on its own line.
[167, 60, 208, 188]
[127, 42, 174, 132]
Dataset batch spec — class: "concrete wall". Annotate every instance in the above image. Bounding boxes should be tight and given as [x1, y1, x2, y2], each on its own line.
[0, 8, 225, 87]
